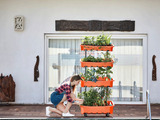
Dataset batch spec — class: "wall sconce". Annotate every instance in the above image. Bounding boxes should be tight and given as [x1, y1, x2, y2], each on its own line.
[14, 16, 24, 31]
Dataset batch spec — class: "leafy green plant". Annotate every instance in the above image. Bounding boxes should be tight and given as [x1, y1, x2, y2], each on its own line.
[80, 68, 98, 82]
[96, 67, 113, 80]
[81, 36, 95, 45]
[80, 66, 113, 82]
[81, 34, 112, 46]
[81, 52, 114, 62]
[101, 51, 115, 62]
[103, 34, 112, 45]
[78, 87, 112, 106]
[81, 55, 103, 62]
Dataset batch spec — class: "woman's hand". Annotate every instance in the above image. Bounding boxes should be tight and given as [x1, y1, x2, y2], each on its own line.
[78, 100, 84, 105]
[73, 99, 84, 105]
[75, 98, 84, 101]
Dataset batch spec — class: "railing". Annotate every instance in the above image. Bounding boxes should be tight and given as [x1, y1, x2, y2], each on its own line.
[146, 90, 151, 120]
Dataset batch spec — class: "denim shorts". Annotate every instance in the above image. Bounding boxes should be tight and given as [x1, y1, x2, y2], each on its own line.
[50, 91, 65, 108]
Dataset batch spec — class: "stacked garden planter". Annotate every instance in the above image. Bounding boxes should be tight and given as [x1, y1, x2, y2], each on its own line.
[79, 43, 115, 117]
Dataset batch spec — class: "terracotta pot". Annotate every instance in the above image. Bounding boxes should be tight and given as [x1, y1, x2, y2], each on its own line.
[80, 60, 114, 67]
[80, 45, 114, 51]
[80, 101, 114, 114]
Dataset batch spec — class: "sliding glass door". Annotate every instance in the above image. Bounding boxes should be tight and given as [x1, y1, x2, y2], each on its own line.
[48, 38, 143, 103]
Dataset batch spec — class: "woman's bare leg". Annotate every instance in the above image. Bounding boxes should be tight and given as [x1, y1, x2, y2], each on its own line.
[63, 101, 72, 113]
[48, 94, 67, 115]
[49, 93, 76, 115]
[56, 103, 66, 113]
[63, 93, 75, 113]
[49, 106, 62, 115]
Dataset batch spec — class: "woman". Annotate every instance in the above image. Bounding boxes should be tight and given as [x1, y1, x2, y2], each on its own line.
[46, 74, 84, 117]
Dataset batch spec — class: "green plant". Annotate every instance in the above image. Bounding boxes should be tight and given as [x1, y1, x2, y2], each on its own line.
[81, 55, 103, 62]
[80, 68, 98, 82]
[101, 51, 115, 62]
[101, 87, 112, 105]
[81, 34, 112, 46]
[96, 67, 113, 80]
[80, 66, 113, 82]
[81, 52, 114, 62]
[81, 36, 95, 45]
[78, 87, 112, 106]
[103, 34, 112, 45]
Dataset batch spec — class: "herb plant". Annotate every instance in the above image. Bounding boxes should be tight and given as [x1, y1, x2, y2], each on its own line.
[101, 51, 115, 62]
[81, 55, 103, 62]
[96, 67, 113, 80]
[81, 52, 114, 62]
[80, 67, 113, 82]
[80, 68, 98, 82]
[81, 34, 112, 46]
[81, 36, 95, 45]
[78, 87, 112, 106]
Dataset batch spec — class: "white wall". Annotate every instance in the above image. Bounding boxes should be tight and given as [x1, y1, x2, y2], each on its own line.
[0, 0, 160, 104]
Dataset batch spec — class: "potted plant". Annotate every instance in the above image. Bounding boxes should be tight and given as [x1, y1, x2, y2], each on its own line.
[80, 34, 114, 51]
[78, 87, 114, 117]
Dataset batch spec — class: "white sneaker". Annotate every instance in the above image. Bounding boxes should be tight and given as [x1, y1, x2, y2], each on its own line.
[62, 111, 75, 117]
[46, 106, 51, 117]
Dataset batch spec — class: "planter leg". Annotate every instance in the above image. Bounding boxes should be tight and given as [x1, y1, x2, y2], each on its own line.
[84, 113, 87, 117]
[106, 113, 110, 117]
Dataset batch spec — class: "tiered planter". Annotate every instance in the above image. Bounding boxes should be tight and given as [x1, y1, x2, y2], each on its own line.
[80, 44, 115, 117]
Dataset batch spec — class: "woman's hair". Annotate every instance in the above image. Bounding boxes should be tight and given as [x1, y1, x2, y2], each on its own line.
[70, 74, 82, 92]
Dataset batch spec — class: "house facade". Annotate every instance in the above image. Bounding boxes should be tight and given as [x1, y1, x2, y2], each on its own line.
[0, 0, 159, 104]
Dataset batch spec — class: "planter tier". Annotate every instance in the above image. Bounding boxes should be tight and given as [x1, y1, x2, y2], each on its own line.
[80, 45, 114, 51]
[81, 60, 114, 67]
[81, 79, 114, 87]
[80, 101, 114, 114]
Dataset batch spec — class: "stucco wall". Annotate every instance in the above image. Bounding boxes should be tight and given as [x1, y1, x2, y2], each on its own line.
[0, 0, 160, 104]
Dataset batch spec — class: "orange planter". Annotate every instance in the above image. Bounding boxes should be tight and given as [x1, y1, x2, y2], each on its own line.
[81, 60, 114, 67]
[81, 79, 114, 87]
[80, 45, 114, 51]
[80, 101, 114, 114]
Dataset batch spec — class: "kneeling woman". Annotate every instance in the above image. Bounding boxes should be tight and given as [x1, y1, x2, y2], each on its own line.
[46, 74, 84, 117]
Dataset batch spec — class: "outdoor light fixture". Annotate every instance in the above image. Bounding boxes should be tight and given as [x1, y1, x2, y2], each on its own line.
[14, 16, 24, 31]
